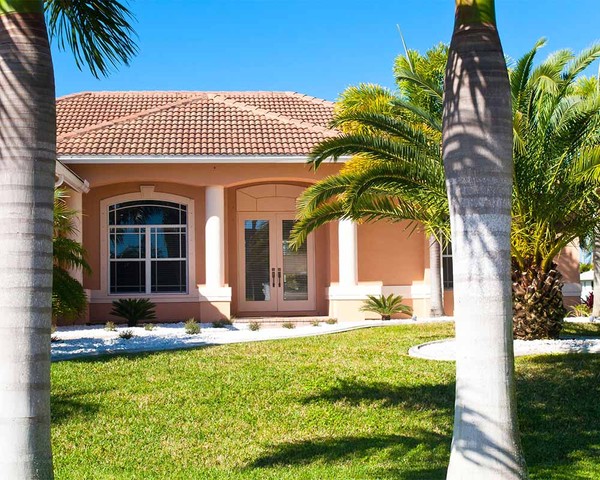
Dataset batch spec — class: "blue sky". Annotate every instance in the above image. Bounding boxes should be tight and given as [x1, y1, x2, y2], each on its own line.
[52, 0, 600, 101]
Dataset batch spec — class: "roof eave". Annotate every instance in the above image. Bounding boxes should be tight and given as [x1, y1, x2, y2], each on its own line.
[55, 160, 90, 193]
[58, 155, 350, 165]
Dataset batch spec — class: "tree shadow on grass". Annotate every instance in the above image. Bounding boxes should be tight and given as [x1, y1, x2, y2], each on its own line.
[302, 378, 455, 412]
[248, 432, 449, 479]
[247, 354, 600, 478]
[51, 388, 109, 425]
[516, 354, 600, 472]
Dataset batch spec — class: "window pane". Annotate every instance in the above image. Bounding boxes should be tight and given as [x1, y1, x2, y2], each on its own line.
[110, 228, 145, 259]
[110, 261, 145, 293]
[244, 220, 271, 301]
[442, 243, 453, 289]
[151, 228, 185, 259]
[151, 261, 186, 293]
[281, 220, 308, 301]
[110, 201, 186, 226]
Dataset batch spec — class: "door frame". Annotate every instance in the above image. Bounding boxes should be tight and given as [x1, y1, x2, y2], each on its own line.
[237, 212, 316, 314]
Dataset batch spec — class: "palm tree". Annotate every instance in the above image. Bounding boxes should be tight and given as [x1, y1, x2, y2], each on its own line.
[53, 189, 90, 321]
[443, 0, 526, 477]
[292, 47, 450, 317]
[0, 2, 136, 477]
[573, 74, 600, 317]
[511, 45, 600, 338]
[293, 40, 600, 338]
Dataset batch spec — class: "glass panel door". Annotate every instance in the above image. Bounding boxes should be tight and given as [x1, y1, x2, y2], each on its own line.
[244, 220, 271, 301]
[276, 215, 315, 312]
[281, 220, 308, 301]
[238, 214, 315, 313]
[238, 216, 278, 312]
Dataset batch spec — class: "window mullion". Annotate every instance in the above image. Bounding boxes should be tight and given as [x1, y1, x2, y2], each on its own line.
[145, 226, 151, 294]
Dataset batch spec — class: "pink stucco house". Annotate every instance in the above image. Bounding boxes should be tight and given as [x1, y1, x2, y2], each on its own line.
[54, 91, 581, 324]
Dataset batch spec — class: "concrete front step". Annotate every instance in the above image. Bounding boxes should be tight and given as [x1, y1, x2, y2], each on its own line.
[232, 316, 336, 325]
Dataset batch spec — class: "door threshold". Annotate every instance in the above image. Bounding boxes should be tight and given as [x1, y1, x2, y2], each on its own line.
[233, 315, 334, 324]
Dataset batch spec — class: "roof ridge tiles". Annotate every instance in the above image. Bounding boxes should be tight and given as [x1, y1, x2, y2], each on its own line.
[207, 93, 338, 136]
[283, 91, 335, 107]
[57, 93, 207, 141]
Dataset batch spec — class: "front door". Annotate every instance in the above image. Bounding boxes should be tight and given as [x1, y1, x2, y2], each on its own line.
[238, 213, 315, 313]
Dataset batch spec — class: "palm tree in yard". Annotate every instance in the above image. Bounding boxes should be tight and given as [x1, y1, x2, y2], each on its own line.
[292, 46, 450, 317]
[511, 47, 600, 338]
[443, 0, 526, 477]
[293, 39, 600, 340]
[0, 1, 136, 477]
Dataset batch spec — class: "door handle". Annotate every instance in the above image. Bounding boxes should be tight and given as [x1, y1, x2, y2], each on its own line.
[277, 268, 282, 287]
[271, 268, 275, 288]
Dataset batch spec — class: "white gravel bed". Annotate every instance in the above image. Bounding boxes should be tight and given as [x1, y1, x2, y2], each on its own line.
[409, 337, 600, 361]
[51, 317, 452, 361]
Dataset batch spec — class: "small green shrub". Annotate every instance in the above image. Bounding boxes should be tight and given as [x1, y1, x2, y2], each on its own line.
[212, 318, 233, 328]
[281, 321, 295, 329]
[119, 329, 134, 340]
[110, 298, 156, 327]
[580, 263, 593, 273]
[185, 318, 201, 335]
[51, 324, 57, 334]
[310, 319, 320, 327]
[144, 323, 155, 331]
[51, 335, 60, 343]
[569, 304, 592, 317]
[105, 321, 116, 332]
[325, 318, 337, 325]
[248, 321, 261, 331]
[360, 294, 412, 320]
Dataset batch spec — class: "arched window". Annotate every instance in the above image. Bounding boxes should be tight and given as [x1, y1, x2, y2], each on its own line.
[108, 200, 188, 294]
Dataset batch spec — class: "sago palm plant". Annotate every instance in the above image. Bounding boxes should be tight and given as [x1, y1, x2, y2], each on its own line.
[110, 298, 157, 328]
[360, 293, 412, 320]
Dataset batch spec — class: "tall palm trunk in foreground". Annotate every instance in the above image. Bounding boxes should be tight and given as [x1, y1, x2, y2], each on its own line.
[443, 1, 527, 478]
[0, 1, 55, 478]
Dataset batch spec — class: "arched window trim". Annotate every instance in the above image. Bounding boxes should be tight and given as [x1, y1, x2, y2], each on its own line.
[96, 189, 197, 302]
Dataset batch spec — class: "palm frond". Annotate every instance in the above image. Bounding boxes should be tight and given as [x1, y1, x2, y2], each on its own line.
[45, 0, 138, 77]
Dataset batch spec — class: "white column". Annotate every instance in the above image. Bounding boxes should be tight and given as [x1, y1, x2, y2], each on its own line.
[65, 189, 84, 283]
[205, 186, 225, 289]
[338, 219, 358, 287]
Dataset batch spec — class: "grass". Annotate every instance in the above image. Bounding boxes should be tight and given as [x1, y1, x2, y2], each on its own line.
[562, 321, 600, 337]
[51, 322, 600, 479]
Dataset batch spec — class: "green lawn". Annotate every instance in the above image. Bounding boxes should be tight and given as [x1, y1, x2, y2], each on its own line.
[51, 323, 600, 479]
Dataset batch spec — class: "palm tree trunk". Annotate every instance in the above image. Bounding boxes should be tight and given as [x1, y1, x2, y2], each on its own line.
[0, 2, 55, 478]
[429, 235, 445, 316]
[443, 1, 527, 478]
[512, 261, 565, 339]
[593, 233, 600, 318]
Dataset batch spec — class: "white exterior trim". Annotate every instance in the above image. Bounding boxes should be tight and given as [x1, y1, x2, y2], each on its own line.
[55, 160, 90, 193]
[59, 155, 351, 165]
[198, 286, 232, 302]
[327, 283, 383, 300]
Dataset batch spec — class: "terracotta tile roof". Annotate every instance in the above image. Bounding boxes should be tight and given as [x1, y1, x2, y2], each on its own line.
[56, 91, 336, 157]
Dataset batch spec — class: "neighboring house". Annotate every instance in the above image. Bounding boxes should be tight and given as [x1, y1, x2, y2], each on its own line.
[54, 91, 581, 324]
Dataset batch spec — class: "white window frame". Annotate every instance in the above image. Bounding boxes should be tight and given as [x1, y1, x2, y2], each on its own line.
[94, 186, 197, 303]
[108, 204, 188, 295]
